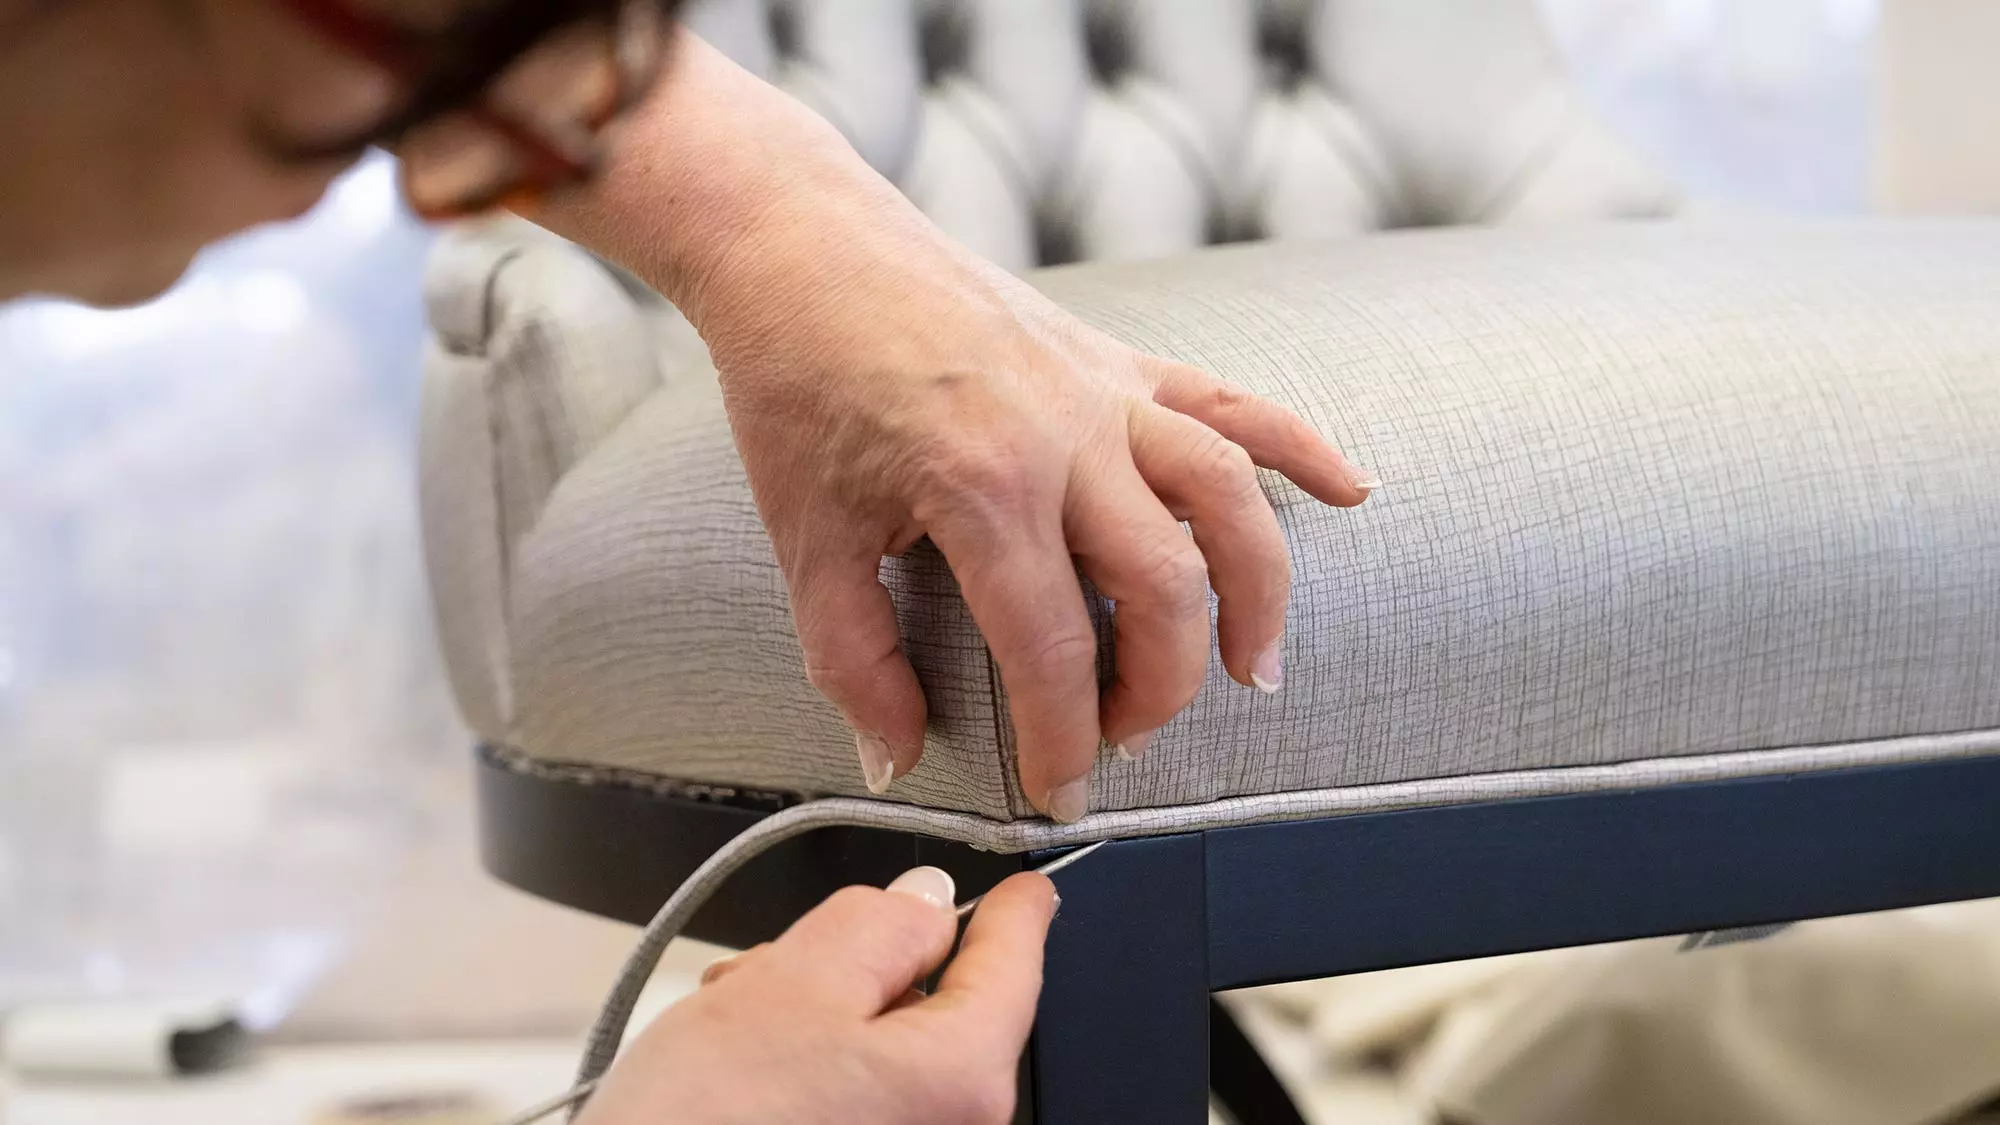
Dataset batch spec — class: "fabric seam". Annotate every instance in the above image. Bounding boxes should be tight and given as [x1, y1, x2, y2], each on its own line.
[493, 726, 2000, 843]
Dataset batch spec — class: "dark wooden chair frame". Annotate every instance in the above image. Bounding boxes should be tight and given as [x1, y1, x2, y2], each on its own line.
[476, 745, 2000, 1123]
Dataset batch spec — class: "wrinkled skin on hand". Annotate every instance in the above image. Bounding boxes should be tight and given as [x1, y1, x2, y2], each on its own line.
[704, 202, 1374, 820]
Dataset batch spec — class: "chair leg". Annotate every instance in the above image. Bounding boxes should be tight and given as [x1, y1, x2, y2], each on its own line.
[1019, 834, 1210, 1124]
[1208, 995, 1310, 1125]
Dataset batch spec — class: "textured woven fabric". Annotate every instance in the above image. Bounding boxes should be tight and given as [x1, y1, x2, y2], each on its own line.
[678, 0, 1675, 270]
[431, 219, 2000, 820]
[419, 221, 669, 737]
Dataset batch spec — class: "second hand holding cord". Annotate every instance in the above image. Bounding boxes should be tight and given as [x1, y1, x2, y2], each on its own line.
[501, 837, 1115, 1125]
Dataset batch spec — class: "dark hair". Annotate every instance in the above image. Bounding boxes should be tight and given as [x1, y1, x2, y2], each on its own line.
[392, 0, 632, 132]
[279, 0, 684, 160]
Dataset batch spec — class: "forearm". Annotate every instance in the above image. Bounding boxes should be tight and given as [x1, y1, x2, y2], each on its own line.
[535, 27, 927, 329]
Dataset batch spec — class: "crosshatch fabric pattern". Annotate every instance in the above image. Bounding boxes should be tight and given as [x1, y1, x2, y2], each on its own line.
[424, 220, 2000, 821]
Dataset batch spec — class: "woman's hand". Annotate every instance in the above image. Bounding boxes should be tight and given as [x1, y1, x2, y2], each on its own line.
[545, 31, 1374, 822]
[577, 869, 1056, 1125]
[698, 212, 1375, 823]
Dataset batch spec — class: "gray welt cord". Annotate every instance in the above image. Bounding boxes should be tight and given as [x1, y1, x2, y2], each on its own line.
[562, 797, 1122, 1120]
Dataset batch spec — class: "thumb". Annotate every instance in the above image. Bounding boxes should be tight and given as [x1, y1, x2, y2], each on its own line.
[783, 540, 928, 792]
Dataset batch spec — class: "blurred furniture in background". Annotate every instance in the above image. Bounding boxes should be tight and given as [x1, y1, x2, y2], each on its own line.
[1229, 897, 2000, 1125]
[418, 1, 2000, 1121]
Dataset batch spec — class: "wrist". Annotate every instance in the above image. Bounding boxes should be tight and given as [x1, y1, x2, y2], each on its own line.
[537, 27, 913, 333]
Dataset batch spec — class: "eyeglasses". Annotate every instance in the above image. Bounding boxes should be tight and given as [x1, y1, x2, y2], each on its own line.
[281, 0, 668, 220]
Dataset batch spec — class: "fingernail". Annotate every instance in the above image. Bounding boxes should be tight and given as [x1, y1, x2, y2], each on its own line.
[699, 952, 739, 985]
[1113, 729, 1155, 762]
[1349, 466, 1384, 491]
[1051, 891, 1063, 918]
[1045, 776, 1090, 823]
[856, 732, 895, 794]
[887, 865, 956, 911]
[1251, 644, 1283, 694]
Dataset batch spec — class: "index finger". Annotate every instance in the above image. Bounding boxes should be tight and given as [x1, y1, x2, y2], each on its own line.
[896, 872, 1056, 1048]
[929, 510, 1100, 823]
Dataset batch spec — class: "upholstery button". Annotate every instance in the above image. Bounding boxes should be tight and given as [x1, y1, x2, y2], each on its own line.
[766, 0, 797, 59]
[1258, 0, 1311, 92]
[919, 1, 971, 87]
[1083, 2, 1131, 83]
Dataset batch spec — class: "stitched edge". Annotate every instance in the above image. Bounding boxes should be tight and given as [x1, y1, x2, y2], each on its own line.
[483, 742, 800, 813]
[494, 726, 2000, 844]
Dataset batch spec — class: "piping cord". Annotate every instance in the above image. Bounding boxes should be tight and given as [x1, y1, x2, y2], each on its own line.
[559, 797, 1117, 1120]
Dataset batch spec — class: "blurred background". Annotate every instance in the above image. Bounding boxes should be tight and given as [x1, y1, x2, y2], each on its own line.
[2, 0, 1987, 1120]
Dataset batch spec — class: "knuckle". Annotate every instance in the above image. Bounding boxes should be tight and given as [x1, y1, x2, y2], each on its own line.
[802, 657, 869, 704]
[1200, 376, 1257, 414]
[1190, 432, 1259, 500]
[1016, 626, 1099, 678]
[914, 442, 1056, 530]
[1116, 658, 1204, 724]
[930, 443, 1041, 503]
[1136, 541, 1210, 618]
[699, 942, 770, 986]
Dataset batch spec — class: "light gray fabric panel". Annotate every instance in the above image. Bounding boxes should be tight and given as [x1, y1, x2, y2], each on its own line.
[675, 0, 1676, 268]
[423, 220, 664, 561]
[485, 220, 2000, 819]
[1034, 220, 2000, 816]
[419, 342, 513, 739]
[419, 220, 665, 738]
[504, 375, 1012, 815]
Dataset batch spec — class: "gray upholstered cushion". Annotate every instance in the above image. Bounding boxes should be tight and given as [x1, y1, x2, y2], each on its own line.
[422, 219, 2000, 821]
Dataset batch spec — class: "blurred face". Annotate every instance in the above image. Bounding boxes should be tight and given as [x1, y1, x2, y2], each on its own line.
[0, 0, 660, 307]
[0, 1, 382, 305]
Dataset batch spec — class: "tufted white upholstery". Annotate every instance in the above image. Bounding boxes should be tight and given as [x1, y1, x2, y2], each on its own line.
[677, 0, 1676, 270]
